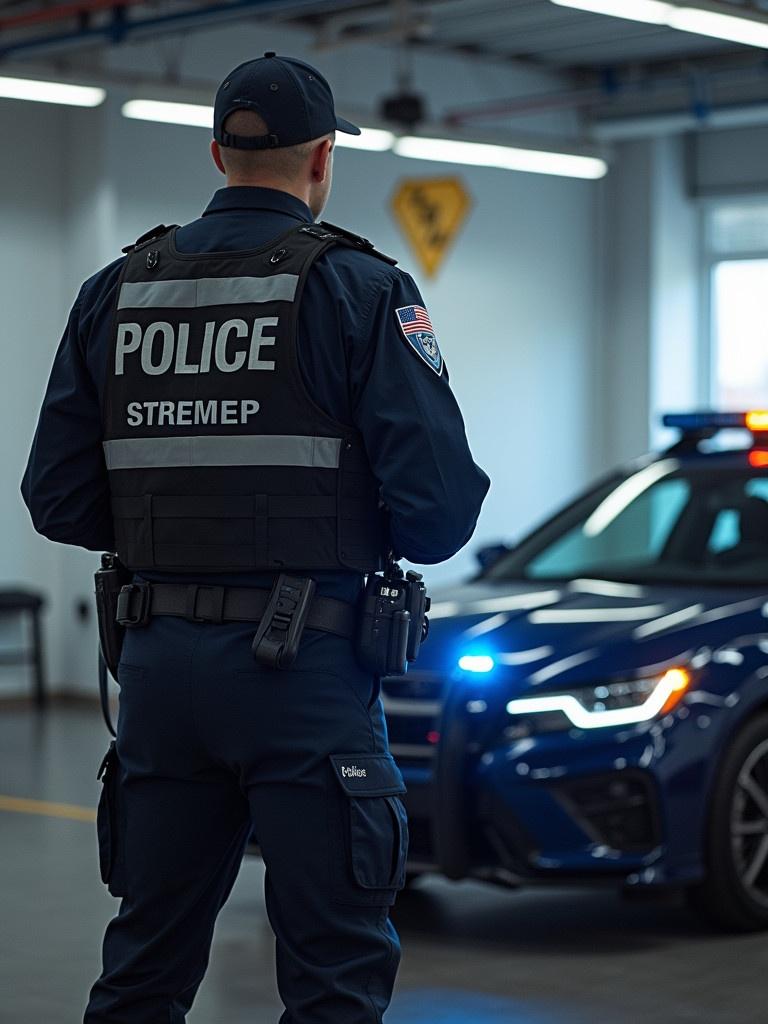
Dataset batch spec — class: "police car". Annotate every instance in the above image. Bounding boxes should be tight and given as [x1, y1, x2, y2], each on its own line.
[385, 412, 768, 931]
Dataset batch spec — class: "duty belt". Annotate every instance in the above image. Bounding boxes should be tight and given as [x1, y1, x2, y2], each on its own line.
[115, 580, 356, 640]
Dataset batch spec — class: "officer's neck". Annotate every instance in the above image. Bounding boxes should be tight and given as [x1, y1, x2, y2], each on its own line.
[224, 175, 311, 210]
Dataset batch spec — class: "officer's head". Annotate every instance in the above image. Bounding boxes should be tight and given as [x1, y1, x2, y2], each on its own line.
[210, 53, 361, 220]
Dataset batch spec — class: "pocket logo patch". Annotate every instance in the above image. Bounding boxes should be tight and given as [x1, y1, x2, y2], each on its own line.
[341, 765, 367, 778]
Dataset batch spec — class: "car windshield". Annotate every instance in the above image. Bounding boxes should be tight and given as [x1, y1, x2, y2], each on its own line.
[483, 459, 768, 586]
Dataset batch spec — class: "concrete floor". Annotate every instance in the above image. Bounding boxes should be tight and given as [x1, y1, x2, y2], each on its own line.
[1, 706, 765, 1024]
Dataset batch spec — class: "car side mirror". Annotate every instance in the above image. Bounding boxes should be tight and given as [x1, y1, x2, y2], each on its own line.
[475, 542, 512, 571]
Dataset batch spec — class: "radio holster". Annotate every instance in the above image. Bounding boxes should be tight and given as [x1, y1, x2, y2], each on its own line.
[355, 555, 431, 676]
[95, 553, 132, 682]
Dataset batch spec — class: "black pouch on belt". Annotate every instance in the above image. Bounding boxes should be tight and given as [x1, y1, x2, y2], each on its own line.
[94, 553, 132, 681]
[252, 574, 317, 669]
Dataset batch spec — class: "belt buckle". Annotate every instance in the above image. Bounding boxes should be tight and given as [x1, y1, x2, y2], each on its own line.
[116, 583, 151, 628]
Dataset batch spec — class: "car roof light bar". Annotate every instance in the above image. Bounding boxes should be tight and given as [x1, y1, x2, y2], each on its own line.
[663, 412, 747, 431]
[663, 411, 768, 446]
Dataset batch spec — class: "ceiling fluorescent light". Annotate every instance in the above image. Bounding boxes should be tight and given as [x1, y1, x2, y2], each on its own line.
[550, 0, 673, 24]
[122, 99, 213, 128]
[0, 75, 105, 107]
[120, 99, 607, 179]
[122, 101, 393, 150]
[393, 136, 608, 179]
[551, 1, 768, 49]
[335, 127, 395, 151]
[670, 7, 768, 48]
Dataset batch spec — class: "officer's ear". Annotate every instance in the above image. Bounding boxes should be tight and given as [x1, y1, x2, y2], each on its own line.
[310, 138, 333, 185]
[210, 140, 227, 176]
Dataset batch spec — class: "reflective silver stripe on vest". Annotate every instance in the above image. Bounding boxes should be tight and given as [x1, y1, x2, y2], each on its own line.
[117, 274, 299, 310]
[103, 435, 342, 470]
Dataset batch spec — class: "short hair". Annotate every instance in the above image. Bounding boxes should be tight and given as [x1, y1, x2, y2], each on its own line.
[218, 109, 333, 179]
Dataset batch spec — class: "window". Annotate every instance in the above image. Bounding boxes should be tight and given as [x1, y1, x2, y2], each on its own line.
[706, 200, 768, 410]
[713, 260, 768, 409]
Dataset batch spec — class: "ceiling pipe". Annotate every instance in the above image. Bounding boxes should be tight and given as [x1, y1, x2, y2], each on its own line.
[0, 0, 146, 32]
[592, 99, 768, 139]
[445, 87, 604, 126]
[0, 0, 366, 60]
[444, 56, 768, 127]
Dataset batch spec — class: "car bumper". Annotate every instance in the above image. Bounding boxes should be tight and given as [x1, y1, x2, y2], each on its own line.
[385, 675, 715, 889]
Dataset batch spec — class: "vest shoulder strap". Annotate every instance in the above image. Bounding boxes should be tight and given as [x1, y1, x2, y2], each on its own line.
[300, 221, 398, 267]
[121, 224, 178, 255]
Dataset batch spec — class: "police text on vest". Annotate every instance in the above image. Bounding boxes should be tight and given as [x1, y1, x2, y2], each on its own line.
[115, 318, 278, 375]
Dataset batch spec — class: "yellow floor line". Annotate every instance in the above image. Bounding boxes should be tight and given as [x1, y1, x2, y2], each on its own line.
[0, 794, 96, 823]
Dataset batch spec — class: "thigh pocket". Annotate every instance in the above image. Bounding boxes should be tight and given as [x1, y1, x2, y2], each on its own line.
[329, 753, 409, 906]
[96, 741, 128, 898]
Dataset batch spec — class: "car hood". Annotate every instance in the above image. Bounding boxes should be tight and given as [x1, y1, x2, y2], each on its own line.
[417, 577, 768, 691]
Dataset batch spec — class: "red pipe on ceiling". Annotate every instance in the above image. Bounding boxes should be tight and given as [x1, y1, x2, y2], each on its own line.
[0, 0, 149, 31]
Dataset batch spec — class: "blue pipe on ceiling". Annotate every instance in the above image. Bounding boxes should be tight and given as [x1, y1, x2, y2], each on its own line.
[0, 0, 348, 60]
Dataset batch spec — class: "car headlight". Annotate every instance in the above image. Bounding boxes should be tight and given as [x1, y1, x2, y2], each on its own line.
[505, 667, 690, 730]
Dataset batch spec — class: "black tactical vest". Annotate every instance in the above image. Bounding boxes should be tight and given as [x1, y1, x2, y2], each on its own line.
[103, 222, 392, 574]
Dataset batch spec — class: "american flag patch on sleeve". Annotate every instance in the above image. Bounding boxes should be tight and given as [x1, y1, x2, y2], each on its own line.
[395, 305, 443, 376]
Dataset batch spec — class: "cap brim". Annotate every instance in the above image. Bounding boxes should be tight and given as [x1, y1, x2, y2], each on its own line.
[335, 115, 361, 136]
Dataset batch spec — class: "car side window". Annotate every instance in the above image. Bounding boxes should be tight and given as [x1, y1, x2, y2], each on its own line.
[746, 479, 768, 501]
[705, 478, 768, 558]
[707, 509, 740, 554]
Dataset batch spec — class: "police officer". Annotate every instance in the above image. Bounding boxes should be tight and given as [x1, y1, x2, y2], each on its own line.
[22, 53, 489, 1024]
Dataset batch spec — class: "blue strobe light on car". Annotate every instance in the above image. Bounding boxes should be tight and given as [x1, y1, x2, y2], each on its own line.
[458, 654, 496, 673]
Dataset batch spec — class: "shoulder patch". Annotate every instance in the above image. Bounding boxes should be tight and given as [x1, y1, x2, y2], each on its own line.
[395, 305, 443, 376]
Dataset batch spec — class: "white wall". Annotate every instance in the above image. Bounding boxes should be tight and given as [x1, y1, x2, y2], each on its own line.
[0, 100, 67, 695]
[597, 135, 702, 466]
[2, 29, 602, 693]
[649, 136, 700, 449]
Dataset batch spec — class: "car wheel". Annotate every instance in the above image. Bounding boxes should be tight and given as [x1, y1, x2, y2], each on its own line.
[688, 713, 768, 931]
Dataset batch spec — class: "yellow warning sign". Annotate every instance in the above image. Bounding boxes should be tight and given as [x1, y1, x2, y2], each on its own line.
[391, 177, 471, 277]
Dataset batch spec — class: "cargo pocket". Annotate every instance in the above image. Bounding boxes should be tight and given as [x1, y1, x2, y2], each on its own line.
[96, 741, 128, 898]
[329, 752, 409, 906]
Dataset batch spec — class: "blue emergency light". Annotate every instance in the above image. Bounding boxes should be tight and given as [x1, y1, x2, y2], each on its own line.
[663, 411, 768, 434]
[458, 654, 496, 674]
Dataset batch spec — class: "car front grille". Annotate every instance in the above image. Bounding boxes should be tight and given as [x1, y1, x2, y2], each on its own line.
[381, 671, 445, 763]
[554, 772, 661, 853]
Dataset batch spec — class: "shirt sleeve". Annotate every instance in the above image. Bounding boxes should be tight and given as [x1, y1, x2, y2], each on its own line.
[21, 286, 115, 551]
[349, 268, 490, 565]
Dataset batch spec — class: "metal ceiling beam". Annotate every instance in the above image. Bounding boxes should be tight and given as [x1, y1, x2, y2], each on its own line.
[0, 0, 365, 60]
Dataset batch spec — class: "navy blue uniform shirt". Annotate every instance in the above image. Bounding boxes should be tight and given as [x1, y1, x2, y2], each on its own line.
[21, 186, 490, 602]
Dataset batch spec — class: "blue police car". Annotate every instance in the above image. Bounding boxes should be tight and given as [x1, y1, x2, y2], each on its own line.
[385, 412, 768, 931]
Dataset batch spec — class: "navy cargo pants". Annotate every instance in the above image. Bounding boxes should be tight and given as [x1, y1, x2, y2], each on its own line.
[84, 613, 408, 1023]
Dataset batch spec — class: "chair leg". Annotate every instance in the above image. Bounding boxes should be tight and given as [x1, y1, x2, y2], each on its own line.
[31, 609, 46, 709]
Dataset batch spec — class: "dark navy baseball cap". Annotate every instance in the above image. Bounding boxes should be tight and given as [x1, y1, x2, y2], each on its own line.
[214, 52, 361, 150]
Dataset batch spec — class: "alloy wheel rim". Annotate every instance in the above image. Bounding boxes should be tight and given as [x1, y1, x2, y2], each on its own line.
[731, 736, 768, 909]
